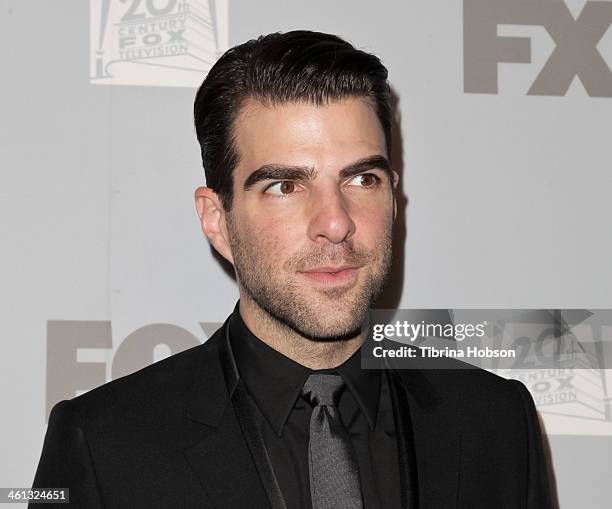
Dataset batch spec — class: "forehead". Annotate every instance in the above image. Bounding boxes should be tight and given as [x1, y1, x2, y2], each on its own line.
[231, 96, 387, 179]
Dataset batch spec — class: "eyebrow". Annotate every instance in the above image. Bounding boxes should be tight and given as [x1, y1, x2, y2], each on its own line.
[242, 155, 392, 191]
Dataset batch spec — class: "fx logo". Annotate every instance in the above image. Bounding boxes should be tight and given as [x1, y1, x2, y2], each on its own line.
[464, 0, 612, 96]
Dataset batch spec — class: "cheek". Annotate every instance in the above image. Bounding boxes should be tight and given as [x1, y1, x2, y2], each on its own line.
[352, 201, 393, 239]
[246, 216, 301, 261]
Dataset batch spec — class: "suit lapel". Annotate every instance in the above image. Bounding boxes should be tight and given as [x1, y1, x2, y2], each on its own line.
[387, 369, 418, 509]
[183, 403, 272, 509]
[391, 367, 461, 509]
[182, 318, 273, 509]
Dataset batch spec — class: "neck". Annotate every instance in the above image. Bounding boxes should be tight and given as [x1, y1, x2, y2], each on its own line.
[238, 295, 366, 370]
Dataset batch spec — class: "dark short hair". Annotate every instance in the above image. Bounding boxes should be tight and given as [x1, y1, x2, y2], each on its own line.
[193, 30, 392, 211]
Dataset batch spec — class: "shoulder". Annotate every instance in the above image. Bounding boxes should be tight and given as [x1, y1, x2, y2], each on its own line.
[49, 324, 226, 431]
[401, 361, 534, 421]
[425, 366, 536, 430]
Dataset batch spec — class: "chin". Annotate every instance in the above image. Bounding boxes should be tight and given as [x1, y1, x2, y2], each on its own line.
[300, 324, 363, 343]
[296, 310, 366, 342]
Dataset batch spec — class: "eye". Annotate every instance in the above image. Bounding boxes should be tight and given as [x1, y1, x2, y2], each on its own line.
[264, 181, 299, 196]
[349, 173, 381, 188]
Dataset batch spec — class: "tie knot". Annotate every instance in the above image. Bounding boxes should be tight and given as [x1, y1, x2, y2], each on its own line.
[301, 374, 345, 407]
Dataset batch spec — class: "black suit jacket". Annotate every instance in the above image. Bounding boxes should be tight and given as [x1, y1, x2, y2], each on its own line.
[31, 313, 553, 508]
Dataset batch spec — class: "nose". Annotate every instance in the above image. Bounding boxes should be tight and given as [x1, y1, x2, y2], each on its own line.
[306, 187, 356, 244]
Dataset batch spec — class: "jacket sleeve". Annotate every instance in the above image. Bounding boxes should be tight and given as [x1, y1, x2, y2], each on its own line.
[29, 400, 104, 508]
[509, 379, 555, 509]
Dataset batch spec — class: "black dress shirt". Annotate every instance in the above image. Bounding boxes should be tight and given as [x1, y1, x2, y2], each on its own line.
[228, 301, 402, 509]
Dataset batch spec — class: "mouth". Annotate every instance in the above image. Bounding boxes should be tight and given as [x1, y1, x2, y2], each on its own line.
[297, 265, 361, 285]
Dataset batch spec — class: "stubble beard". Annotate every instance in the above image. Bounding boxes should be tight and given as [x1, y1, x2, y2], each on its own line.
[226, 214, 393, 342]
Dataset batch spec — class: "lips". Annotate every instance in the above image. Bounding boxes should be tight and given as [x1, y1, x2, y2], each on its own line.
[298, 265, 361, 285]
[302, 265, 359, 273]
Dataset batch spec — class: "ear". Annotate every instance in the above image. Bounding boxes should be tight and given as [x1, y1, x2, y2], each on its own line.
[194, 186, 235, 265]
[391, 170, 399, 221]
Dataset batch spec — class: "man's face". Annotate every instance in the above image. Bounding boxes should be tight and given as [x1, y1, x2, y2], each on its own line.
[225, 96, 398, 341]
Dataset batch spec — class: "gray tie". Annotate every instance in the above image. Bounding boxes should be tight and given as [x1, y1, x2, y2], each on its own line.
[301, 374, 364, 509]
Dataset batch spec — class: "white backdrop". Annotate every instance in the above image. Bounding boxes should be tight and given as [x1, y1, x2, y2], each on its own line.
[1, 1, 611, 507]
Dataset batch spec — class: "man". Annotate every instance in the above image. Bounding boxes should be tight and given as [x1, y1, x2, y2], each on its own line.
[31, 30, 553, 508]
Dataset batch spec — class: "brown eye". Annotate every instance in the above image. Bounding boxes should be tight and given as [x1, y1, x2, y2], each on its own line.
[265, 181, 297, 196]
[350, 174, 380, 188]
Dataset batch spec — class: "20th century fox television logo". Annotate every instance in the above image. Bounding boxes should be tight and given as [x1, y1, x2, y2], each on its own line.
[90, 0, 228, 87]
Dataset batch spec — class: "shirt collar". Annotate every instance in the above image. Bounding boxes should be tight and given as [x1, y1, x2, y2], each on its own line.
[228, 300, 381, 435]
